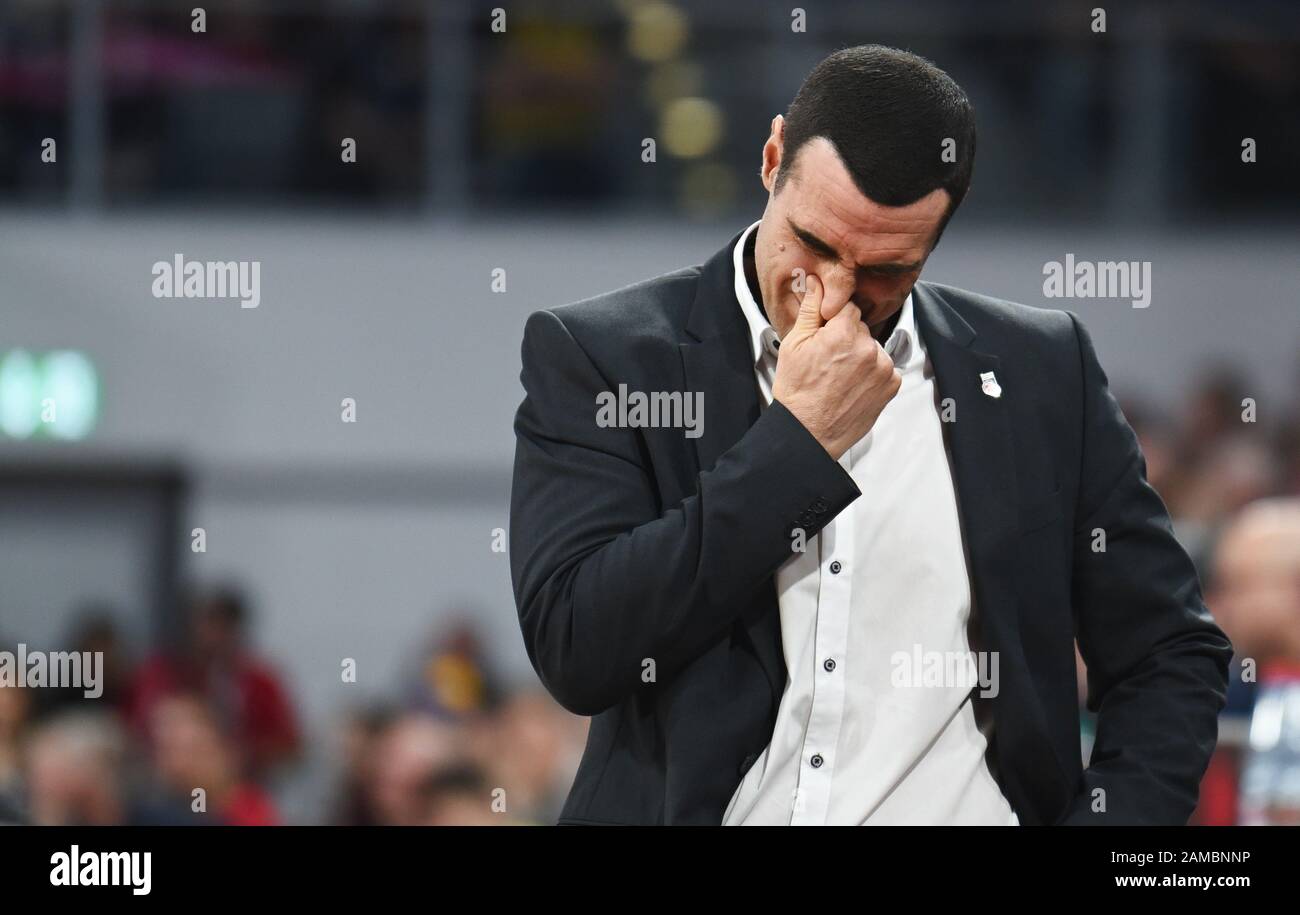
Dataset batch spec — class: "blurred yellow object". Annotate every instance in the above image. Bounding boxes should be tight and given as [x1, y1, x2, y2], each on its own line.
[426, 654, 484, 715]
[661, 97, 723, 158]
[644, 60, 704, 109]
[627, 2, 689, 63]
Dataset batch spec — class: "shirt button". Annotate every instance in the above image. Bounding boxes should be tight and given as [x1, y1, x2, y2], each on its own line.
[823, 658, 836, 672]
[829, 560, 842, 574]
[810, 754, 824, 769]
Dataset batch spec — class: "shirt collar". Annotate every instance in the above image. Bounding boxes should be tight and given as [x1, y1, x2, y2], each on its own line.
[733, 219, 920, 372]
[733, 220, 779, 368]
[885, 291, 917, 371]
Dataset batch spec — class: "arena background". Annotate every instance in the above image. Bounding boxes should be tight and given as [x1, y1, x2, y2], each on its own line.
[1, 0, 1297, 825]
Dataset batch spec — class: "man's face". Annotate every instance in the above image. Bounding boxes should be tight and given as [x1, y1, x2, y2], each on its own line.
[754, 121, 950, 339]
[1209, 517, 1300, 664]
[192, 607, 239, 660]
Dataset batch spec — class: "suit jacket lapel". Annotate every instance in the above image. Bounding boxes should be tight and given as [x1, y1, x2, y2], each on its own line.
[912, 280, 1070, 822]
[679, 231, 786, 702]
[679, 235, 760, 477]
[911, 281, 1021, 646]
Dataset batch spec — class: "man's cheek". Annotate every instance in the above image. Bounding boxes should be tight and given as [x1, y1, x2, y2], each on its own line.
[786, 261, 814, 296]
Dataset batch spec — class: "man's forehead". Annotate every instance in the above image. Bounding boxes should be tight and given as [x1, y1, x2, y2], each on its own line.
[1221, 520, 1300, 570]
[786, 146, 947, 261]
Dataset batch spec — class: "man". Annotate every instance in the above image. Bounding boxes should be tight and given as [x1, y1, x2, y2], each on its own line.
[509, 45, 1231, 825]
[1203, 498, 1300, 824]
[1210, 498, 1300, 682]
[127, 588, 301, 777]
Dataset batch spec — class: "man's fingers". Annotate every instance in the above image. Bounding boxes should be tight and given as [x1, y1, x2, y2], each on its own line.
[819, 291, 851, 323]
[790, 274, 825, 338]
[826, 301, 862, 332]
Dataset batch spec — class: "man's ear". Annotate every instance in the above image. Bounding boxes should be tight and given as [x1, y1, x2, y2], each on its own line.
[761, 115, 785, 192]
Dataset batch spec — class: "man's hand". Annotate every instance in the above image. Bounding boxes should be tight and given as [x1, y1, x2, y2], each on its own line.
[771, 274, 902, 460]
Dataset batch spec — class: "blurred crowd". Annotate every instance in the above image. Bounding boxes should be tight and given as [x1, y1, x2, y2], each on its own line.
[4, 3, 1298, 222]
[1, 369, 1297, 827]
[0, 589, 586, 826]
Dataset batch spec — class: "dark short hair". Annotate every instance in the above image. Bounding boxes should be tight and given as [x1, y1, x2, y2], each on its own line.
[189, 585, 248, 629]
[775, 45, 977, 243]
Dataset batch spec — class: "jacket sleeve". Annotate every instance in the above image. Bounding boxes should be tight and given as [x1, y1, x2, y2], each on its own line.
[1060, 312, 1233, 824]
[509, 309, 860, 715]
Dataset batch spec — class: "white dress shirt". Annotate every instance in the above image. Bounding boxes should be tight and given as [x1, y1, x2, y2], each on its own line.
[722, 221, 1019, 825]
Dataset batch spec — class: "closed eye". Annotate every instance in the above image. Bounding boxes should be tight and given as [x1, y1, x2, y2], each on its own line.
[861, 264, 917, 278]
[787, 218, 921, 275]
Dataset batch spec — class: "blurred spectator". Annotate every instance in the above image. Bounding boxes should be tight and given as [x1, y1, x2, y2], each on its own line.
[32, 608, 133, 719]
[22, 711, 127, 826]
[127, 586, 301, 776]
[407, 620, 504, 721]
[472, 689, 587, 825]
[1176, 437, 1281, 528]
[135, 694, 279, 826]
[1183, 370, 1252, 457]
[364, 713, 462, 826]
[419, 763, 503, 826]
[1210, 498, 1300, 681]
[330, 703, 399, 827]
[333, 620, 589, 825]
[1161, 370, 1279, 526]
[0, 685, 30, 823]
[1196, 497, 1300, 825]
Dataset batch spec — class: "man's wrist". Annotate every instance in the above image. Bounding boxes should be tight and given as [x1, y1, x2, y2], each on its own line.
[772, 397, 840, 460]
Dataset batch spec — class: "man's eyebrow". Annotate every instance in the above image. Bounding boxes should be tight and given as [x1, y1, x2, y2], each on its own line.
[787, 217, 923, 275]
[788, 218, 838, 258]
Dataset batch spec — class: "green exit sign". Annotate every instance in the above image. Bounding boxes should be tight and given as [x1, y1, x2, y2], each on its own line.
[0, 350, 99, 440]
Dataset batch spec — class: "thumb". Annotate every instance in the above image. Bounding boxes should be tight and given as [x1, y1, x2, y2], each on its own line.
[789, 273, 824, 340]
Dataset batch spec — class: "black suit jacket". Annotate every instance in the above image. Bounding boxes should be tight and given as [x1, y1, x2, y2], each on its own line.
[509, 229, 1232, 825]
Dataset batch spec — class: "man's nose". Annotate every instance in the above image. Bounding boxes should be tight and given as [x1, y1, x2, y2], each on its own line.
[819, 267, 856, 315]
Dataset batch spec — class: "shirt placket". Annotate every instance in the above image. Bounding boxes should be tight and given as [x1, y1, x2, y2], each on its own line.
[790, 447, 856, 825]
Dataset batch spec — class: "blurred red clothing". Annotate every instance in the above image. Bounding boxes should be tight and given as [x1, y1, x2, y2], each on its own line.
[127, 653, 301, 774]
[220, 783, 280, 826]
[1192, 661, 1300, 825]
[1193, 748, 1240, 826]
